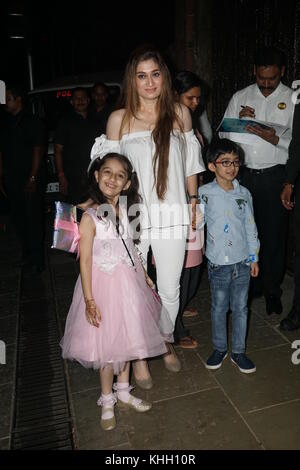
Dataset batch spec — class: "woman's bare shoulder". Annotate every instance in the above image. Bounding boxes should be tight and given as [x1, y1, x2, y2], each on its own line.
[174, 103, 192, 131]
[175, 103, 190, 120]
[107, 109, 126, 126]
[106, 109, 126, 139]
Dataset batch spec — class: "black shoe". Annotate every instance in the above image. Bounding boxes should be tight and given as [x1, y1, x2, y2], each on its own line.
[280, 306, 300, 331]
[265, 296, 283, 315]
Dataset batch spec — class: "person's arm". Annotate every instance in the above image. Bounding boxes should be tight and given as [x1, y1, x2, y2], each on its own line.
[24, 145, 44, 193]
[219, 94, 240, 141]
[187, 175, 198, 230]
[0, 151, 6, 196]
[222, 92, 276, 143]
[285, 103, 300, 184]
[250, 262, 259, 277]
[179, 103, 193, 132]
[246, 124, 279, 146]
[54, 143, 68, 195]
[24, 117, 46, 193]
[197, 188, 207, 229]
[281, 104, 300, 210]
[224, 92, 281, 145]
[79, 213, 101, 328]
[244, 191, 260, 267]
[179, 104, 204, 229]
[180, 104, 199, 228]
[223, 93, 239, 119]
[54, 118, 69, 194]
[106, 109, 125, 140]
[244, 193, 260, 276]
[239, 91, 293, 148]
[198, 110, 213, 144]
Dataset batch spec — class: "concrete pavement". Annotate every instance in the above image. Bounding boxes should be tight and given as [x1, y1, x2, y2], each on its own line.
[0, 214, 300, 451]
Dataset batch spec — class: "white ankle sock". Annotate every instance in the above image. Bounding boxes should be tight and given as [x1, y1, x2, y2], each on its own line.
[115, 382, 142, 405]
[97, 392, 116, 420]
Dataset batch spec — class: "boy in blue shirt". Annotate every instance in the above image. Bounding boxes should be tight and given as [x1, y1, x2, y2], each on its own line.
[198, 138, 260, 373]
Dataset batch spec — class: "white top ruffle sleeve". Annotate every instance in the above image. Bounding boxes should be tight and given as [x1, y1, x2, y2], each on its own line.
[89, 130, 205, 229]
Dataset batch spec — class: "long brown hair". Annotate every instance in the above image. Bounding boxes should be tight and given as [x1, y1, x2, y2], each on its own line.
[118, 45, 183, 200]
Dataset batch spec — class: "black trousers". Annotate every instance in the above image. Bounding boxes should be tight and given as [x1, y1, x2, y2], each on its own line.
[240, 165, 288, 299]
[6, 179, 45, 268]
[292, 178, 300, 307]
[174, 264, 202, 341]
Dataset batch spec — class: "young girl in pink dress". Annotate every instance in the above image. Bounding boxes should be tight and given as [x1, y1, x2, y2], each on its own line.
[60, 153, 172, 431]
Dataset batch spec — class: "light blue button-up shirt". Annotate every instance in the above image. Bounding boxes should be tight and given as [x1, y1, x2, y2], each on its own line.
[198, 179, 260, 265]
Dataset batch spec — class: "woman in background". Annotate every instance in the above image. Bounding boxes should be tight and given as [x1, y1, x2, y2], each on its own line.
[172, 70, 211, 347]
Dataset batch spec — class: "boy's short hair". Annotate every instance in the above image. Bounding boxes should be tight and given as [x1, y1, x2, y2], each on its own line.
[206, 138, 245, 165]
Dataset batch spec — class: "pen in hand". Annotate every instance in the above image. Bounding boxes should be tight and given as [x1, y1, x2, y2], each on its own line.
[240, 105, 255, 118]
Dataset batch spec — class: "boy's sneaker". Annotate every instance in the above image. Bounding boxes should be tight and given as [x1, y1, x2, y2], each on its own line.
[205, 350, 228, 370]
[231, 353, 256, 374]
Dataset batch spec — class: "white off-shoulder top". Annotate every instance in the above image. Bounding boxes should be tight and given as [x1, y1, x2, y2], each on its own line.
[89, 130, 205, 229]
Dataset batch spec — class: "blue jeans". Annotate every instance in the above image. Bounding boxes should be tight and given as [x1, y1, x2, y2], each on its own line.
[208, 260, 251, 354]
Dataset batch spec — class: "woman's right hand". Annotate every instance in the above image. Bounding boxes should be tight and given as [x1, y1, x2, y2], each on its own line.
[85, 299, 101, 328]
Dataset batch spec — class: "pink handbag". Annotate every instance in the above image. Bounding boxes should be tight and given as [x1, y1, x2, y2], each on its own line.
[51, 201, 83, 255]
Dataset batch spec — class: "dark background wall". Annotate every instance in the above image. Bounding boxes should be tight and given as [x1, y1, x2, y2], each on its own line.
[0, 0, 175, 88]
[2, 0, 300, 127]
[175, 0, 300, 129]
[211, 0, 300, 128]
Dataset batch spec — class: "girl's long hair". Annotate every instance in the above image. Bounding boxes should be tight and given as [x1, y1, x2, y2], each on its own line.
[117, 45, 183, 200]
[88, 153, 142, 242]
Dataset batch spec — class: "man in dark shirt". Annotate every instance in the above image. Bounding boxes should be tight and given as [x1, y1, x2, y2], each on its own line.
[89, 82, 113, 135]
[0, 85, 46, 271]
[280, 102, 300, 330]
[54, 87, 99, 204]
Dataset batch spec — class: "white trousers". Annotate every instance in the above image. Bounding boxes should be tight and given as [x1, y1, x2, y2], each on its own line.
[139, 226, 188, 333]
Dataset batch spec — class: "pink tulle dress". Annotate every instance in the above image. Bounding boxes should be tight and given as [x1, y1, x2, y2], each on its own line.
[60, 207, 172, 375]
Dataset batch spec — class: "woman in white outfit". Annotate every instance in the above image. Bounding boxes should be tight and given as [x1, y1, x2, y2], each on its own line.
[89, 45, 205, 388]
